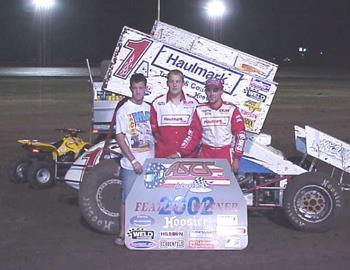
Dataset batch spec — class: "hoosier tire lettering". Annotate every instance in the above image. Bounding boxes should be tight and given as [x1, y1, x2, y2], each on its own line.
[283, 172, 343, 232]
[78, 159, 122, 234]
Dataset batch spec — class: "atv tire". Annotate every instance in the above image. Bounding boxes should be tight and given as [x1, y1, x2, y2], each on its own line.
[7, 154, 31, 184]
[27, 160, 55, 189]
[79, 158, 122, 234]
[283, 172, 343, 232]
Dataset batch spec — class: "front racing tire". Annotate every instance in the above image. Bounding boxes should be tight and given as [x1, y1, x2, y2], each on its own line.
[78, 158, 122, 234]
[27, 161, 55, 189]
[283, 172, 343, 232]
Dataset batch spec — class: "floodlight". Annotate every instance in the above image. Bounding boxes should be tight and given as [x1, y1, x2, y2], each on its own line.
[206, 1, 225, 17]
[33, 0, 55, 10]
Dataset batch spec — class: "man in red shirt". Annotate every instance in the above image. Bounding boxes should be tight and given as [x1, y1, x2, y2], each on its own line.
[150, 69, 198, 157]
[175, 78, 246, 173]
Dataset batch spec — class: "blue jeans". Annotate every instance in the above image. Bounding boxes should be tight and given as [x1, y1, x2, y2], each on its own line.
[120, 167, 138, 204]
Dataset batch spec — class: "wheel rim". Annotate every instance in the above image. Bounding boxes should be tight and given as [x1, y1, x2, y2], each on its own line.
[16, 163, 27, 179]
[293, 184, 333, 223]
[96, 178, 122, 217]
[36, 168, 51, 184]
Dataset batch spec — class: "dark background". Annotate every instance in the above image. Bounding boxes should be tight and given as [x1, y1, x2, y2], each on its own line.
[1, 0, 349, 66]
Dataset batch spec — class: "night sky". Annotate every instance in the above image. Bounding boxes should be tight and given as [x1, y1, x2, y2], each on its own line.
[1, 0, 349, 66]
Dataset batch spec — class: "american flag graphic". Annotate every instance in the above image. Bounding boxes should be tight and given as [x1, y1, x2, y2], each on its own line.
[144, 162, 230, 189]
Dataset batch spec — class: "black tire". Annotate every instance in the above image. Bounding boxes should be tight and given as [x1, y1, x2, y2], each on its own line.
[283, 172, 343, 232]
[7, 155, 32, 184]
[78, 158, 122, 234]
[27, 160, 55, 189]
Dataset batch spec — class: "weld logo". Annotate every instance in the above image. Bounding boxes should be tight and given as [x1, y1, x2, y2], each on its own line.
[127, 228, 155, 239]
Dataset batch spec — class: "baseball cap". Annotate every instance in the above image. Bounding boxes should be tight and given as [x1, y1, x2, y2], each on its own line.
[205, 78, 224, 90]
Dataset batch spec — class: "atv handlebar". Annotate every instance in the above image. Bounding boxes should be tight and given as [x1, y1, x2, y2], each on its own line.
[56, 128, 84, 136]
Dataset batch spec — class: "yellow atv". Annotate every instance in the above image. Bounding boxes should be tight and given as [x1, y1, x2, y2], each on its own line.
[8, 128, 90, 189]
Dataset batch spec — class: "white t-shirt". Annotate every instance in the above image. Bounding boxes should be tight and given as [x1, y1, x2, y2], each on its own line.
[116, 100, 154, 170]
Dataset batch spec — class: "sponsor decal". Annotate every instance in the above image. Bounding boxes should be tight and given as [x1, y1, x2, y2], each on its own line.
[311, 138, 350, 162]
[129, 241, 156, 249]
[127, 228, 155, 240]
[175, 176, 212, 193]
[144, 161, 230, 189]
[244, 118, 256, 129]
[160, 231, 185, 238]
[244, 88, 267, 102]
[130, 215, 155, 227]
[217, 215, 238, 226]
[188, 239, 219, 248]
[152, 45, 243, 95]
[159, 240, 185, 249]
[240, 109, 258, 120]
[243, 100, 261, 112]
[237, 63, 264, 76]
[235, 54, 272, 79]
[190, 230, 216, 238]
[217, 226, 247, 236]
[224, 236, 241, 248]
[163, 216, 213, 229]
[250, 78, 271, 93]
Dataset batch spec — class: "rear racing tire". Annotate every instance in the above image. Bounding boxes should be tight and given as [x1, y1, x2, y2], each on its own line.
[78, 158, 122, 234]
[283, 172, 343, 232]
[7, 155, 31, 184]
[27, 161, 55, 189]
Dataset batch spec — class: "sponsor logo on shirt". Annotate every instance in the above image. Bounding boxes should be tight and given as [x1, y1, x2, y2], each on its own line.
[161, 114, 191, 125]
[202, 117, 229, 126]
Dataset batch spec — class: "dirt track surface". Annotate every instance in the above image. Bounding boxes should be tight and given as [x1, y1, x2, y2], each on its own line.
[1, 67, 350, 270]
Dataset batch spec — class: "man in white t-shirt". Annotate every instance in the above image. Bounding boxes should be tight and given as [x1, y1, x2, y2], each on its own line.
[114, 73, 154, 245]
